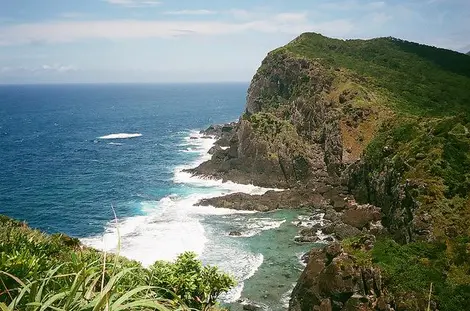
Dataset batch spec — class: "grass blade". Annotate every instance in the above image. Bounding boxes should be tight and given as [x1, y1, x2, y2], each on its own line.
[36, 264, 65, 303]
[0, 271, 26, 288]
[39, 292, 68, 311]
[113, 299, 172, 311]
[92, 268, 135, 311]
[111, 285, 156, 309]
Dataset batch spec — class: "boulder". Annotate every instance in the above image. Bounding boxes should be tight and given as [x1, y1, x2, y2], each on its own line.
[322, 223, 361, 240]
[289, 243, 385, 311]
[208, 145, 222, 155]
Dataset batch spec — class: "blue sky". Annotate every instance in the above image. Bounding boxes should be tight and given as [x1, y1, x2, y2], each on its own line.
[0, 0, 469, 83]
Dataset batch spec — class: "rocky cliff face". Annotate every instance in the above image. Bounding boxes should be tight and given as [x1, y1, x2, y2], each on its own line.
[191, 50, 384, 190]
[289, 241, 392, 311]
[191, 33, 470, 310]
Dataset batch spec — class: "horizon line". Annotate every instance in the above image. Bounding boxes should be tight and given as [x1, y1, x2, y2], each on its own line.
[0, 81, 250, 86]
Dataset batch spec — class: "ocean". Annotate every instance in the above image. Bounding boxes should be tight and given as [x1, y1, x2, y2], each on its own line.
[0, 83, 313, 308]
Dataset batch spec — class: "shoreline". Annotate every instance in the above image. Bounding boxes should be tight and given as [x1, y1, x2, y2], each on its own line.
[80, 127, 304, 305]
[188, 122, 386, 245]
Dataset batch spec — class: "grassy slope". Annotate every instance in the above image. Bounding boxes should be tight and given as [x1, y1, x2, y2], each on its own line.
[280, 33, 470, 309]
[284, 33, 470, 116]
[281, 33, 470, 237]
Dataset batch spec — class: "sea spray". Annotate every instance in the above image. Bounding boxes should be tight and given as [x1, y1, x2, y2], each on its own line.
[82, 129, 281, 301]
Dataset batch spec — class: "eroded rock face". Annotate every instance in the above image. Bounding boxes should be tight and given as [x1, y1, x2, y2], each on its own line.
[188, 50, 372, 189]
[289, 243, 392, 311]
[347, 160, 428, 243]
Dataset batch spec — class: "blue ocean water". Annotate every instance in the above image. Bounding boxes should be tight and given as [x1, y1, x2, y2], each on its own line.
[0, 83, 316, 307]
[0, 83, 245, 236]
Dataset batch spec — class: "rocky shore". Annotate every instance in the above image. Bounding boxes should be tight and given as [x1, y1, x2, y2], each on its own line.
[190, 123, 386, 246]
[183, 32, 470, 310]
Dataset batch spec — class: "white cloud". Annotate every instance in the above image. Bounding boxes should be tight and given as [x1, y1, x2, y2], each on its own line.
[103, 0, 160, 8]
[59, 12, 89, 19]
[0, 64, 78, 73]
[163, 10, 216, 15]
[0, 16, 355, 46]
[273, 13, 308, 23]
[319, 0, 387, 11]
[370, 12, 393, 24]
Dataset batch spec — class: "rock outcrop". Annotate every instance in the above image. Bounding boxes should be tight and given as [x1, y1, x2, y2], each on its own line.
[187, 32, 470, 310]
[189, 50, 382, 189]
[289, 242, 392, 311]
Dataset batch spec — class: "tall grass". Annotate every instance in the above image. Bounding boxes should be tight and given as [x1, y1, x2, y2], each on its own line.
[0, 214, 235, 311]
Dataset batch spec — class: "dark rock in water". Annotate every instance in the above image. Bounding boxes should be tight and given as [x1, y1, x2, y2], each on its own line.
[201, 122, 238, 138]
[197, 188, 324, 212]
[201, 136, 213, 139]
[300, 252, 310, 264]
[229, 231, 242, 236]
[299, 227, 316, 237]
[242, 302, 262, 311]
[189, 136, 198, 140]
[294, 235, 319, 243]
[324, 236, 335, 242]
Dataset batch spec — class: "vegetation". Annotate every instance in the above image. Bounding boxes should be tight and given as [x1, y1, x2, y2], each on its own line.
[343, 236, 470, 310]
[254, 33, 470, 309]
[0, 215, 235, 311]
[283, 33, 470, 116]
[360, 115, 470, 237]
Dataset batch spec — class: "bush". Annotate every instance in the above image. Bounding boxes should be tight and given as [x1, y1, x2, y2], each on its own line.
[0, 215, 235, 311]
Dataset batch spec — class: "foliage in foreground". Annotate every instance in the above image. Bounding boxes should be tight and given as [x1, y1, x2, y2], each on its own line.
[0, 215, 235, 311]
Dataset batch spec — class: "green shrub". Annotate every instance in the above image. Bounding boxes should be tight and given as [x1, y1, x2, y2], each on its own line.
[0, 215, 235, 311]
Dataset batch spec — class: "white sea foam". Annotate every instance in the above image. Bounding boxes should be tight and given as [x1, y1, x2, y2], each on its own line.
[231, 218, 286, 238]
[82, 128, 282, 302]
[216, 253, 264, 303]
[280, 283, 296, 308]
[98, 133, 142, 139]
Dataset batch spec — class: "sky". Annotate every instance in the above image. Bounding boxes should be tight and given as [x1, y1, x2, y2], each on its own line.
[0, 0, 469, 84]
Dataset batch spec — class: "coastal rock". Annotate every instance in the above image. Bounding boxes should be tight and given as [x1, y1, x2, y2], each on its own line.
[341, 204, 382, 230]
[208, 145, 222, 155]
[289, 243, 385, 311]
[188, 48, 376, 188]
[242, 304, 261, 311]
[322, 223, 361, 240]
[229, 231, 242, 236]
[197, 189, 325, 212]
[294, 235, 319, 243]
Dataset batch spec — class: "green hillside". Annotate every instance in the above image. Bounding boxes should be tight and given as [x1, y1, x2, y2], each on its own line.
[268, 33, 470, 240]
[282, 33, 470, 116]
[246, 33, 470, 310]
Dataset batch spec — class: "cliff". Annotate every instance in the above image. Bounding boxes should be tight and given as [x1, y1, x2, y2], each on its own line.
[192, 33, 470, 310]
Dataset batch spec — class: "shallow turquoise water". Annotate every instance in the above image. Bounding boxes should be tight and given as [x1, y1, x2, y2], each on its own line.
[202, 209, 322, 310]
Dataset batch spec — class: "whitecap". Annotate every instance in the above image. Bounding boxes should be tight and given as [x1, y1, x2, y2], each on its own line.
[280, 283, 296, 308]
[98, 133, 142, 139]
[81, 128, 283, 303]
